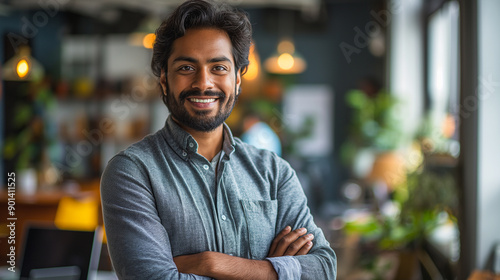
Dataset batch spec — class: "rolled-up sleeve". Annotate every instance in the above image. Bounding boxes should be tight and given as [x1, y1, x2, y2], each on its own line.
[266, 256, 302, 279]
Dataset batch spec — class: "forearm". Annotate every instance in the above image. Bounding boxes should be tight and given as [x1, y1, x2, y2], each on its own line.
[174, 252, 277, 280]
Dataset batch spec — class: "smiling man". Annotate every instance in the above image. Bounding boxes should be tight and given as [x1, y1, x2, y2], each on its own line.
[100, 0, 336, 279]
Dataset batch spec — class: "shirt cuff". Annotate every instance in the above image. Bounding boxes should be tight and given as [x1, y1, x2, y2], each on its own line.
[266, 256, 301, 280]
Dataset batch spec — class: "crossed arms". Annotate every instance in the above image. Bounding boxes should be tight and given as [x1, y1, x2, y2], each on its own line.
[101, 154, 337, 279]
[173, 226, 315, 279]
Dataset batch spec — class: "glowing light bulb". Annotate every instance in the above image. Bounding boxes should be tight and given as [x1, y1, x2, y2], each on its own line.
[17, 59, 29, 78]
[277, 53, 294, 70]
[143, 33, 156, 49]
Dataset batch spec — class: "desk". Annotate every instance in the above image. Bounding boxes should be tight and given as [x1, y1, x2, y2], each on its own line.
[0, 187, 100, 266]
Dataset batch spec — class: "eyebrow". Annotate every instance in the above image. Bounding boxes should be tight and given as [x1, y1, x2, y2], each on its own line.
[207, 56, 232, 64]
[172, 56, 232, 64]
[172, 56, 198, 64]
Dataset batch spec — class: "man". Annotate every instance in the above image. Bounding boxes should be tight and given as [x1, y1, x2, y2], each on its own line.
[100, 0, 337, 279]
[241, 112, 282, 156]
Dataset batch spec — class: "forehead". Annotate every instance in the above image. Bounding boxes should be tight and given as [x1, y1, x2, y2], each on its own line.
[169, 28, 234, 64]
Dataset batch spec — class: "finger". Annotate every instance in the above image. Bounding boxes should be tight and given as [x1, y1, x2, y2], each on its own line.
[268, 226, 291, 256]
[272, 227, 307, 256]
[284, 233, 314, 256]
[296, 241, 313, 255]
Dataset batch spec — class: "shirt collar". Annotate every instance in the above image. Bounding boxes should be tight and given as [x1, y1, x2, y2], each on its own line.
[162, 115, 235, 161]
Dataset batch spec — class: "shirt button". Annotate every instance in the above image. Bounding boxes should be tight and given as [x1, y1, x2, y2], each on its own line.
[182, 151, 187, 156]
[203, 164, 209, 170]
[189, 143, 194, 148]
[221, 214, 227, 221]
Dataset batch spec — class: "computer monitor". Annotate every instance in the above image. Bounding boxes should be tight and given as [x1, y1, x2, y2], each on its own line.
[19, 225, 102, 280]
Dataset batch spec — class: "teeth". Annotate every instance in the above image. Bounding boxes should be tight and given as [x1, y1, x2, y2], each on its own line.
[190, 98, 216, 103]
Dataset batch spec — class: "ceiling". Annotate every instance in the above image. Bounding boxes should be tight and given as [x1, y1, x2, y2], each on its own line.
[0, 0, 323, 19]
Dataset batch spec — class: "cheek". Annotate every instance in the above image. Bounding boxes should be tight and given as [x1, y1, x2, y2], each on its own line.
[219, 77, 237, 93]
[167, 73, 190, 91]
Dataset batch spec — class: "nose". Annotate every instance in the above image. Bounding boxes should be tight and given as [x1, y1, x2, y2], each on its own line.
[192, 68, 214, 92]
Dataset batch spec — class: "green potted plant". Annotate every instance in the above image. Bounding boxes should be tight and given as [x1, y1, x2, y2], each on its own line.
[344, 165, 459, 278]
[3, 78, 59, 192]
[341, 88, 406, 188]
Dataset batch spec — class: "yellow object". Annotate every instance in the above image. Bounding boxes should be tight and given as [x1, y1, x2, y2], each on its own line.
[143, 33, 156, 49]
[277, 53, 294, 70]
[73, 77, 95, 98]
[16, 59, 29, 78]
[2, 46, 44, 81]
[243, 44, 260, 81]
[264, 38, 306, 74]
[55, 196, 98, 231]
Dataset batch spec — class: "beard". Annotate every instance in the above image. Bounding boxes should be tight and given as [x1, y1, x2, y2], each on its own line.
[165, 86, 238, 132]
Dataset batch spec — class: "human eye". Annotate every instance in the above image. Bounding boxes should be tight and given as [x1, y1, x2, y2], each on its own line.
[178, 65, 195, 72]
[212, 65, 228, 73]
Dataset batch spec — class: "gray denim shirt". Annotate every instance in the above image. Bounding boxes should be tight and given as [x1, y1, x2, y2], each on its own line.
[101, 115, 337, 279]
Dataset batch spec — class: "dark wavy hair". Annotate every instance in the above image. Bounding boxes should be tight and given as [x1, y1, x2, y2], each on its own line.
[151, 0, 252, 106]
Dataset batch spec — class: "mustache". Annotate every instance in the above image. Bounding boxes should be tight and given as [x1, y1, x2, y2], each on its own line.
[179, 89, 226, 102]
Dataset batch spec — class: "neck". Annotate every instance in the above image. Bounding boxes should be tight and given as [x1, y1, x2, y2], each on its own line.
[173, 118, 224, 161]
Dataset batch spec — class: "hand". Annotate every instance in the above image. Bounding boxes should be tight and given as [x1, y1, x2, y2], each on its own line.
[267, 226, 314, 257]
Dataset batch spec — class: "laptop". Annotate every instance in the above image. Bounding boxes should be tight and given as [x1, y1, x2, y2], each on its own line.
[19, 225, 102, 280]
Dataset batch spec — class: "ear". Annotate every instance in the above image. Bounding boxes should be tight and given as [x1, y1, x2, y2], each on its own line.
[160, 70, 168, 95]
[236, 70, 242, 96]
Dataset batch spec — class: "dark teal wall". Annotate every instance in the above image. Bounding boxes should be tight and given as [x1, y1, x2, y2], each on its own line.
[1, 11, 64, 183]
[1, 2, 385, 208]
[0, 10, 64, 77]
[248, 2, 385, 206]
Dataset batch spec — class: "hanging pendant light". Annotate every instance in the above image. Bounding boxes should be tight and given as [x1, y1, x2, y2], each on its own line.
[2, 45, 44, 81]
[264, 38, 306, 75]
[264, 8, 307, 75]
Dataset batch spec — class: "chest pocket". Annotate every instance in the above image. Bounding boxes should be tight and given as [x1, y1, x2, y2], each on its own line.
[240, 199, 277, 260]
